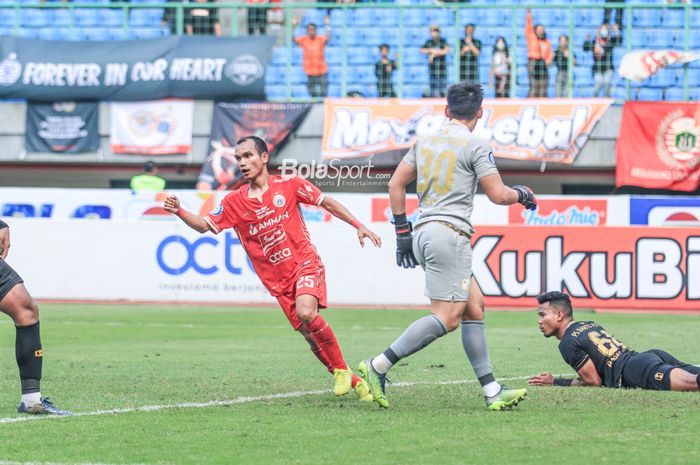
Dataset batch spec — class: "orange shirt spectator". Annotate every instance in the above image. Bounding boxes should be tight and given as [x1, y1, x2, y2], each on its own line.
[294, 23, 330, 76]
[525, 10, 553, 62]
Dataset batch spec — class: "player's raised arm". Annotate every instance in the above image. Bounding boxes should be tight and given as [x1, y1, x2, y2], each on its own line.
[320, 196, 382, 248]
[0, 219, 10, 259]
[163, 194, 211, 234]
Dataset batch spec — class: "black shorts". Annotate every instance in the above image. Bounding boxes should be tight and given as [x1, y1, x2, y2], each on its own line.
[621, 349, 697, 390]
[0, 260, 23, 302]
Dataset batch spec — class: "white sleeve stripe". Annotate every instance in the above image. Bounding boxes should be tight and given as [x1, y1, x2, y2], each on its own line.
[316, 193, 326, 206]
[204, 216, 221, 234]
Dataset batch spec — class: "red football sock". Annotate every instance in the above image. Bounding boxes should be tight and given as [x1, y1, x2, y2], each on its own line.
[306, 315, 349, 371]
[351, 374, 361, 388]
[310, 346, 333, 375]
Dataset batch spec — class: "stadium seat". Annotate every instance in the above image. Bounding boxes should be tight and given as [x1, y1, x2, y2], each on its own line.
[351, 65, 376, 84]
[636, 87, 663, 101]
[374, 9, 397, 28]
[383, 28, 400, 47]
[662, 9, 686, 28]
[665, 87, 688, 102]
[108, 27, 128, 40]
[402, 47, 425, 65]
[37, 27, 71, 41]
[291, 84, 311, 99]
[73, 9, 101, 27]
[360, 28, 383, 48]
[630, 29, 648, 47]
[647, 30, 673, 48]
[130, 9, 163, 27]
[52, 9, 71, 27]
[265, 65, 285, 85]
[329, 9, 350, 27]
[82, 28, 115, 41]
[16, 27, 39, 39]
[347, 47, 373, 65]
[128, 27, 163, 39]
[632, 10, 660, 27]
[403, 9, 424, 27]
[327, 66, 342, 83]
[573, 86, 594, 98]
[648, 70, 677, 88]
[288, 66, 307, 85]
[101, 9, 124, 27]
[406, 65, 429, 84]
[402, 84, 425, 98]
[427, 9, 453, 27]
[327, 84, 342, 98]
[265, 85, 287, 100]
[303, 9, 326, 28]
[353, 9, 375, 27]
[19, 9, 51, 27]
[0, 9, 14, 28]
[611, 86, 629, 102]
[325, 47, 343, 65]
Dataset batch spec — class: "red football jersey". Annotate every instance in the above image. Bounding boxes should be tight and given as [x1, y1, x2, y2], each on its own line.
[204, 175, 325, 296]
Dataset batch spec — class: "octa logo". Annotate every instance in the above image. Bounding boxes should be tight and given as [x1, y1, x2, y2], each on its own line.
[156, 232, 255, 276]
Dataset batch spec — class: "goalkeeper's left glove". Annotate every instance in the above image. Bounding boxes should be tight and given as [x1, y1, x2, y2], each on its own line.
[513, 185, 537, 211]
[393, 213, 418, 269]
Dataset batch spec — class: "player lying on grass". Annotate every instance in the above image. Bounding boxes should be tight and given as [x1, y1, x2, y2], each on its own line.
[358, 81, 537, 411]
[0, 220, 70, 415]
[529, 291, 700, 391]
[165, 136, 381, 401]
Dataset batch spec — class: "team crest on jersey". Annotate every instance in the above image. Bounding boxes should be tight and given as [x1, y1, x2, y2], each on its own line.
[487, 151, 496, 165]
[273, 194, 286, 207]
[210, 205, 224, 216]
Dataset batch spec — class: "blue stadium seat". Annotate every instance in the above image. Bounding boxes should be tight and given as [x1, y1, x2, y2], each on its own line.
[108, 28, 128, 40]
[630, 29, 648, 47]
[128, 27, 163, 39]
[403, 9, 424, 27]
[374, 9, 397, 28]
[130, 9, 163, 27]
[347, 47, 373, 65]
[573, 86, 594, 98]
[649, 70, 677, 88]
[327, 84, 342, 98]
[53, 9, 70, 27]
[265, 85, 287, 100]
[427, 9, 453, 27]
[0, 9, 14, 27]
[632, 10, 660, 27]
[353, 9, 375, 27]
[288, 66, 307, 84]
[101, 9, 124, 27]
[37, 27, 71, 41]
[459, 9, 483, 27]
[73, 9, 101, 27]
[665, 87, 688, 102]
[265, 66, 285, 85]
[351, 65, 376, 84]
[303, 9, 326, 28]
[611, 86, 629, 102]
[636, 88, 663, 101]
[515, 85, 529, 98]
[19, 9, 51, 27]
[662, 9, 686, 28]
[406, 65, 428, 83]
[360, 27, 383, 47]
[383, 28, 400, 47]
[291, 85, 310, 99]
[16, 27, 39, 39]
[402, 85, 425, 98]
[647, 30, 673, 48]
[325, 47, 343, 65]
[82, 28, 115, 41]
[329, 9, 350, 27]
[481, 10, 505, 27]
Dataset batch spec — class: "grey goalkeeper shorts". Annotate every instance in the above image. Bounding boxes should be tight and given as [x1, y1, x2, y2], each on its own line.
[413, 221, 472, 302]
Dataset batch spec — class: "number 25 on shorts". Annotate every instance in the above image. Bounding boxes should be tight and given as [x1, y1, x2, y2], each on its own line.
[296, 275, 315, 290]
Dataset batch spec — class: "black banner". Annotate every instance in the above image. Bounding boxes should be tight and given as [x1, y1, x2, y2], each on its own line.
[25, 101, 99, 153]
[0, 35, 274, 101]
[197, 102, 313, 190]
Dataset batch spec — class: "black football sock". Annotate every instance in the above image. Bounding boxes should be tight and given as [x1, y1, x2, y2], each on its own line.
[16, 322, 42, 394]
[696, 374, 700, 391]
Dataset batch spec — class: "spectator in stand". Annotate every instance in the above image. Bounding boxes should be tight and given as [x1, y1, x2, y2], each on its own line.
[293, 15, 331, 98]
[489, 36, 511, 98]
[162, 0, 187, 35]
[246, 0, 268, 35]
[421, 25, 450, 97]
[554, 35, 575, 98]
[460, 23, 481, 83]
[525, 9, 553, 98]
[603, 0, 625, 27]
[583, 23, 622, 98]
[185, 0, 222, 36]
[375, 44, 398, 98]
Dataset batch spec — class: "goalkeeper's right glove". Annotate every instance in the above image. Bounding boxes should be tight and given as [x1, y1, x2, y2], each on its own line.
[393, 213, 418, 269]
[513, 185, 537, 211]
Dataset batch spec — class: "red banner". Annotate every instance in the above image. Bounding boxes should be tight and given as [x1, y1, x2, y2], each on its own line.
[473, 226, 699, 310]
[616, 102, 700, 192]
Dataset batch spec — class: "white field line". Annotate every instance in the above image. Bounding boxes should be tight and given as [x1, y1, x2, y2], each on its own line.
[0, 374, 552, 426]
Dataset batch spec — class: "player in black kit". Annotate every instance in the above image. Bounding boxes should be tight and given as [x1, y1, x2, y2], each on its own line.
[0, 219, 70, 415]
[528, 291, 700, 391]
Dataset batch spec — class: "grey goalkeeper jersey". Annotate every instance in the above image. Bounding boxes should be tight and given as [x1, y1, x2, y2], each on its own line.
[402, 119, 499, 235]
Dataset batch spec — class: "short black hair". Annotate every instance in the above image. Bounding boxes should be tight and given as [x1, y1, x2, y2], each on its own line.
[465, 23, 475, 29]
[307, 22, 317, 29]
[446, 81, 483, 121]
[379, 43, 390, 50]
[537, 291, 573, 319]
[236, 135, 268, 155]
[144, 160, 156, 172]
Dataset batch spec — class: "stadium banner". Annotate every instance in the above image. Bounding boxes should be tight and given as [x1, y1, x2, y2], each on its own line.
[619, 50, 700, 81]
[472, 226, 699, 310]
[630, 196, 700, 227]
[6, 221, 698, 308]
[25, 101, 99, 153]
[320, 98, 613, 163]
[198, 102, 313, 190]
[110, 100, 194, 155]
[0, 35, 274, 101]
[616, 102, 700, 191]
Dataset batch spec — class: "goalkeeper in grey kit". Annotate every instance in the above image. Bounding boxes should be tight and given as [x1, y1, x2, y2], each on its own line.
[358, 81, 538, 410]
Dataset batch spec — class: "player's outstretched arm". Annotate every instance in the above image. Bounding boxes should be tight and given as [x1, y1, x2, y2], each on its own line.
[528, 372, 587, 387]
[0, 219, 10, 260]
[320, 196, 382, 248]
[479, 173, 537, 210]
[163, 195, 211, 234]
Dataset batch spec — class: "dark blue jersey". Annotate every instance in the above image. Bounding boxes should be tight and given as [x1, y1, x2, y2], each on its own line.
[558, 321, 634, 387]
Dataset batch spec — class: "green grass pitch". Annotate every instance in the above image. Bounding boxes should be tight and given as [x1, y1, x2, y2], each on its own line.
[0, 304, 699, 465]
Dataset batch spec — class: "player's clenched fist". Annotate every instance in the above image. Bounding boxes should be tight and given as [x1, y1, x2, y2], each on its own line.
[163, 195, 181, 214]
[513, 185, 537, 211]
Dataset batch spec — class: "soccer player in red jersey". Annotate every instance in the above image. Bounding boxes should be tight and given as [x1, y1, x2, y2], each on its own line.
[164, 136, 382, 400]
